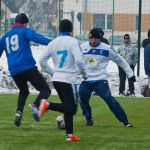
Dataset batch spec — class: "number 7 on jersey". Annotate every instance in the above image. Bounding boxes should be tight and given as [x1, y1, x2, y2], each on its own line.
[57, 50, 68, 68]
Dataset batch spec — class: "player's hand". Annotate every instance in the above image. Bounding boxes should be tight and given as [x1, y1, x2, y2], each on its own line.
[129, 75, 136, 82]
[83, 77, 88, 80]
[83, 75, 88, 80]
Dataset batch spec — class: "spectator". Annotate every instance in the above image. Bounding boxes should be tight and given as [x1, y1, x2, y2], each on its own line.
[142, 29, 150, 48]
[118, 34, 138, 96]
[143, 30, 150, 97]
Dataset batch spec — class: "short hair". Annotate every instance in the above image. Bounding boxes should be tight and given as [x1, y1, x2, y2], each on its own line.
[124, 34, 130, 39]
[89, 28, 101, 39]
[97, 28, 104, 37]
[59, 19, 73, 32]
[15, 13, 29, 24]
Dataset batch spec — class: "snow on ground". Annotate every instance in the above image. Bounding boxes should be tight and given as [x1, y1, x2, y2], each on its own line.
[0, 45, 147, 97]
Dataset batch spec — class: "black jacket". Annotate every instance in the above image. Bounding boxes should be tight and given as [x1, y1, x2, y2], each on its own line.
[101, 37, 110, 45]
[142, 38, 149, 48]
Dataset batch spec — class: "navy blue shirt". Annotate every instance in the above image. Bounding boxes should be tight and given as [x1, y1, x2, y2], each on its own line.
[0, 24, 51, 76]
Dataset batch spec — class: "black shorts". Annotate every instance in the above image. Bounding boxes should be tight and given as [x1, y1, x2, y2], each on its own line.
[12, 67, 50, 92]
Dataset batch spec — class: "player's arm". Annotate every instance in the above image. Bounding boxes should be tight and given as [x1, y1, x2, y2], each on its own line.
[24, 28, 51, 45]
[109, 48, 134, 78]
[39, 43, 53, 76]
[72, 41, 88, 79]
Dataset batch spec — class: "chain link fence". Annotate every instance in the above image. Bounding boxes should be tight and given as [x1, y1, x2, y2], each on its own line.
[1, 0, 150, 39]
[0, 0, 150, 75]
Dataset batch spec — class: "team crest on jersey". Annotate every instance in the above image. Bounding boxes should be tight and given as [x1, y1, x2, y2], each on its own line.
[87, 56, 98, 67]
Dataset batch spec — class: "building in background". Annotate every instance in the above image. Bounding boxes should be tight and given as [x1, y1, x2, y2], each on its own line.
[62, 0, 150, 41]
[1, 0, 150, 42]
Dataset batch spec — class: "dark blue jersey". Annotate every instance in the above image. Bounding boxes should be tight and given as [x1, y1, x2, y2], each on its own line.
[0, 25, 51, 76]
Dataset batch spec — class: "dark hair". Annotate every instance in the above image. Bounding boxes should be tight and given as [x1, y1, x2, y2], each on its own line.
[89, 28, 101, 39]
[124, 34, 130, 39]
[97, 28, 104, 37]
[59, 19, 73, 32]
[15, 13, 29, 24]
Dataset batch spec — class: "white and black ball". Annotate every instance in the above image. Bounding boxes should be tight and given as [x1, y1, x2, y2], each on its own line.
[56, 115, 65, 129]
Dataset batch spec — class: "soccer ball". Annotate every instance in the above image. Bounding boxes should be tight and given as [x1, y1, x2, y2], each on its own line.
[56, 115, 65, 129]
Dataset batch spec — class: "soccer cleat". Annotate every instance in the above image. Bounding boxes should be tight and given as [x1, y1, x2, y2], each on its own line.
[123, 122, 133, 128]
[39, 99, 49, 117]
[125, 124, 133, 128]
[119, 93, 125, 97]
[28, 104, 40, 121]
[14, 111, 22, 126]
[66, 135, 80, 141]
[86, 119, 93, 126]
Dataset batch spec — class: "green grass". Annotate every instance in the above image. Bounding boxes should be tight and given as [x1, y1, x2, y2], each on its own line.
[0, 94, 150, 150]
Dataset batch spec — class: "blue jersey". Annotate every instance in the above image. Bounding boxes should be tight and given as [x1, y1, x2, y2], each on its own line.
[0, 25, 51, 76]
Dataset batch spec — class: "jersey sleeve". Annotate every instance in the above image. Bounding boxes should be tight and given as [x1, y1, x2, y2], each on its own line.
[109, 48, 134, 78]
[39, 43, 53, 76]
[24, 28, 51, 45]
[72, 41, 88, 79]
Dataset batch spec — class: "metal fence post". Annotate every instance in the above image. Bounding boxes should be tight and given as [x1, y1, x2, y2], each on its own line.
[111, 0, 115, 46]
[137, 0, 142, 76]
[57, 0, 60, 35]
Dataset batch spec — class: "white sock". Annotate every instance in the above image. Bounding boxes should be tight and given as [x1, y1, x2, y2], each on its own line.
[67, 134, 73, 136]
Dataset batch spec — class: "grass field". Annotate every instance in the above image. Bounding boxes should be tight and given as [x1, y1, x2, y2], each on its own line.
[0, 94, 150, 150]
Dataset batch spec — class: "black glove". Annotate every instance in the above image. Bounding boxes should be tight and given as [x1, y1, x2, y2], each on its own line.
[129, 75, 136, 82]
[83, 76, 88, 80]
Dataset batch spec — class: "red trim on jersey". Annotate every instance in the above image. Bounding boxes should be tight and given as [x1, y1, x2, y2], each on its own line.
[13, 23, 26, 28]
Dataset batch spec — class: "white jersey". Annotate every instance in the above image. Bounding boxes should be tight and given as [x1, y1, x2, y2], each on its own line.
[40, 35, 87, 84]
[81, 42, 134, 81]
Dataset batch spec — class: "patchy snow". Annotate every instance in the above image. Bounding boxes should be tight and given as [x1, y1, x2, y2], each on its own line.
[0, 45, 147, 97]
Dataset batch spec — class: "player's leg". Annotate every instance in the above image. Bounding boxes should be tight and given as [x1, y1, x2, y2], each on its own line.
[39, 81, 67, 116]
[39, 81, 79, 140]
[38, 81, 68, 117]
[118, 66, 126, 96]
[21, 67, 51, 121]
[28, 67, 51, 107]
[94, 80, 133, 127]
[12, 73, 30, 126]
[53, 81, 80, 141]
[53, 82, 77, 132]
[79, 81, 93, 126]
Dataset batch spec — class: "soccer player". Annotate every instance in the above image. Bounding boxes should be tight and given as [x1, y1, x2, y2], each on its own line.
[39, 19, 88, 141]
[0, 13, 51, 126]
[79, 28, 136, 127]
